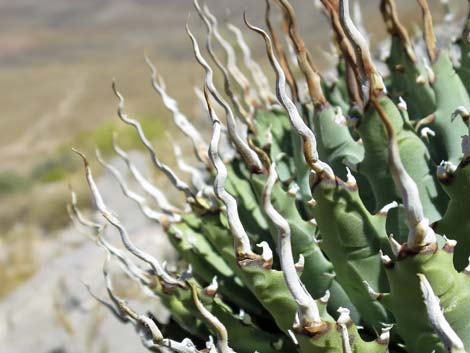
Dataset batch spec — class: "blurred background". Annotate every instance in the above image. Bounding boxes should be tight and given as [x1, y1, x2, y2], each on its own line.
[0, 1, 465, 352]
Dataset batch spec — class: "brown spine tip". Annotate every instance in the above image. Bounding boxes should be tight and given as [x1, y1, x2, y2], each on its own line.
[396, 241, 438, 261]
[294, 321, 330, 337]
[443, 237, 457, 253]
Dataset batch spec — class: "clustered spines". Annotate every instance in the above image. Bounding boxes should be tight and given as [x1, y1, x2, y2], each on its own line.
[201, 4, 260, 111]
[193, 0, 256, 134]
[112, 133, 182, 216]
[111, 81, 196, 202]
[244, 14, 335, 182]
[226, 22, 278, 107]
[185, 18, 264, 175]
[144, 56, 211, 171]
[72, 1, 470, 352]
[73, 149, 185, 288]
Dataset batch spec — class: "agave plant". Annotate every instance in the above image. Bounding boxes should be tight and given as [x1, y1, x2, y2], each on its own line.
[70, 0, 470, 352]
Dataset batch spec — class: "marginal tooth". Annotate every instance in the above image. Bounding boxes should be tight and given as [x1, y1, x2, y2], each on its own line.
[389, 235, 402, 257]
[172, 227, 183, 240]
[363, 281, 382, 300]
[379, 250, 393, 265]
[377, 324, 393, 345]
[294, 254, 305, 273]
[345, 167, 357, 186]
[319, 290, 330, 304]
[436, 161, 457, 182]
[307, 198, 317, 208]
[242, 311, 252, 325]
[288, 183, 300, 197]
[442, 236, 457, 253]
[421, 127, 436, 139]
[238, 309, 245, 321]
[334, 107, 348, 126]
[391, 65, 404, 77]
[309, 218, 318, 227]
[205, 336, 216, 353]
[274, 152, 288, 163]
[450, 106, 469, 122]
[378, 200, 398, 216]
[287, 329, 299, 346]
[238, 309, 252, 325]
[398, 96, 408, 111]
[336, 307, 352, 324]
[342, 159, 358, 173]
[416, 74, 426, 85]
[323, 272, 336, 279]
[203, 276, 219, 297]
[464, 257, 470, 274]
[272, 338, 283, 351]
[256, 241, 274, 264]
